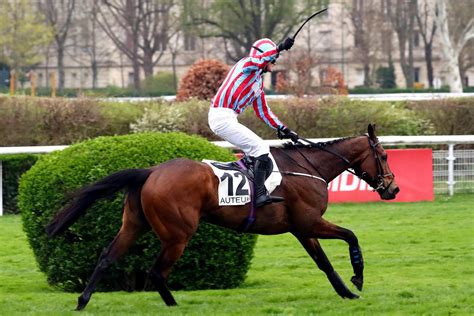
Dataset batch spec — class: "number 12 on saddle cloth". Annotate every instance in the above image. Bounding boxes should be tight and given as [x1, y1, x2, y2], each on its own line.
[203, 157, 282, 206]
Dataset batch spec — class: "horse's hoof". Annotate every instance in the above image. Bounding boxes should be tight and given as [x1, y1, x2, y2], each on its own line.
[345, 292, 360, 299]
[351, 275, 363, 291]
[76, 295, 89, 311]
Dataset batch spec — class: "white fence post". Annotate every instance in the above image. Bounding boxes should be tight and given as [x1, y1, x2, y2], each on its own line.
[447, 144, 456, 196]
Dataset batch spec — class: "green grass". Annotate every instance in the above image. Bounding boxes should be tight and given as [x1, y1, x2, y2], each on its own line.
[1, 195, 473, 315]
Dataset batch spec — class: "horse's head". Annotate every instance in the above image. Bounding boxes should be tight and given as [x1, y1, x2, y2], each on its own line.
[353, 124, 400, 200]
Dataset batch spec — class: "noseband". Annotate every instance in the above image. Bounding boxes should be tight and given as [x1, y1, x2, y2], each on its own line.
[355, 137, 394, 194]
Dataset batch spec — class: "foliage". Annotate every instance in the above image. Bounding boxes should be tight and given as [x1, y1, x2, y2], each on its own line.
[0, 0, 53, 71]
[5, 96, 473, 148]
[176, 59, 229, 101]
[375, 62, 397, 89]
[2, 195, 474, 313]
[0, 154, 38, 215]
[140, 72, 177, 96]
[407, 98, 474, 135]
[0, 96, 144, 146]
[19, 132, 256, 292]
[129, 97, 436, 140]
[320, 67, 348, 95]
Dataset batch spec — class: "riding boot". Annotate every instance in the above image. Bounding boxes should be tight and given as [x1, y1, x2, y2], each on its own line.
[254, 154, 284, 208]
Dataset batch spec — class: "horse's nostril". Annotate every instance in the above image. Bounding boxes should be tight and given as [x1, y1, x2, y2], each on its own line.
[393, 187, 400, 194]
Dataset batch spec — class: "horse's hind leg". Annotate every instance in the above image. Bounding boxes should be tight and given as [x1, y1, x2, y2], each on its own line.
[295, 236, 359, 299]
[147, 241, 188, 306]
[76, 195, 147, 311]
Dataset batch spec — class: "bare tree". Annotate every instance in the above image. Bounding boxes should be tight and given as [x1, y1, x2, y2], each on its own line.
[415, 0, 437, 88]
[386, 0, 417, 88]
[435, 0, 474, 93]
[185, 0, 326, 62]
[76, 1, 118, 88]
[39, 0, 76, 90]
[459, 41, 474, 87]
[351, 0, 383, 86]
[97, 0, 178, 91]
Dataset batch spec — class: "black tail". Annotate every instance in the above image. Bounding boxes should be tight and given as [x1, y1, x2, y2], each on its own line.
[46, 168, 153, 237]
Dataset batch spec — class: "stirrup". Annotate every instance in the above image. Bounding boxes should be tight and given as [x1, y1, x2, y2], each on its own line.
[255, 193, 284, 208]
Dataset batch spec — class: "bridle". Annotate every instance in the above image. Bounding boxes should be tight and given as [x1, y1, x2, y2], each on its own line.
[354, 137, 394, 195]
[280, 136, 394, 194]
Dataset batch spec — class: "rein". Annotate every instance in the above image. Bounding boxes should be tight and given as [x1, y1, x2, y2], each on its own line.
[279, 136, 393, 193]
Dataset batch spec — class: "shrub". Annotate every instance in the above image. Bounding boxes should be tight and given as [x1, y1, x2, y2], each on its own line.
[375, 62, 397, 89]
[407, 98, 474, 135]
[141, 72, 177, 96]
[19, 132, 256, 292]
[176, 59, 229, 101]
[1, 154, 38, 214]
[0, 96, 144, 146]
[129, 97, 435, 140]
[129, 100, 216, 139]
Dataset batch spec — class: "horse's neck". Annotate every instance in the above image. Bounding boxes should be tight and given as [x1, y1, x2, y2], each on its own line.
[322, 137, 368, 181]
[295, 137, 368, 182]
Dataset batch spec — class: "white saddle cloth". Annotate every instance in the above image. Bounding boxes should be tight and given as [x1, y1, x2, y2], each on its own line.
[203, 155, 282, 206]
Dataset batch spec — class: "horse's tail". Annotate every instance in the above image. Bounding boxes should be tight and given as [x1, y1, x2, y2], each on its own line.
[45, 168, 153, 237]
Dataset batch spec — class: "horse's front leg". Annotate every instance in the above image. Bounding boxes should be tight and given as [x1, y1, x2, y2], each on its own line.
[305, 218, 364, 291]
[294, 236, 359, 299]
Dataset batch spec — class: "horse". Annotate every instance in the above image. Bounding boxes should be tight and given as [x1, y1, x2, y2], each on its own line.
[46, 124, 399, 310]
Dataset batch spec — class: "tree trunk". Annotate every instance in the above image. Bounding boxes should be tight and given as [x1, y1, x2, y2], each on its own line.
[363, 63, 371, 86]
[92, 60, 98, 89]
[425, 43, 434, 87]
[171, 52, 178, 91]
[143, 51, 154, 78]
[57, 46, 65, 90]
[133, 59, 141, 92]
[435, 0, 464, 93]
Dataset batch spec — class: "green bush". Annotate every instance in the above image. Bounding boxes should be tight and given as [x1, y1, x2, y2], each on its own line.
[0, 96, 144, 146]
[1, 154, 38, 214]
[407, 98, 474, 135]
[375, 63, 396, 89]
[141, 72, 176, 96]
[19, 132, 256, 292]
[130, 97, 435, 139]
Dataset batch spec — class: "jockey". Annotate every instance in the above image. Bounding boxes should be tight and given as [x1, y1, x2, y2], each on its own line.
[208, 37, 299, 208]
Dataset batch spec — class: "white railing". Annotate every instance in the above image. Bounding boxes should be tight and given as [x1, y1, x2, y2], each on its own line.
[1, 135, 473, 216]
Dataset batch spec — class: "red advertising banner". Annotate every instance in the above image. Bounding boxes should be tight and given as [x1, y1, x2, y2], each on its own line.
[328, 149, 434, 203]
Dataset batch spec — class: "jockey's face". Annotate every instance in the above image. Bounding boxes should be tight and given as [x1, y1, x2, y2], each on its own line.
[263, 62, 274, 73]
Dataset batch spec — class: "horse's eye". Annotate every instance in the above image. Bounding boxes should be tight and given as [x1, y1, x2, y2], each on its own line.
[381, 154, 388, 161]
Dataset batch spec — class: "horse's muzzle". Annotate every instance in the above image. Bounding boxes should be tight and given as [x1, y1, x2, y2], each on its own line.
[380, 185, 400, 200]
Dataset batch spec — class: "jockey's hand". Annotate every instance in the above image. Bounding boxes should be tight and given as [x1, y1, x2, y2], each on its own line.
[278, 127, 299, 143]
[277, 37, 295, 52]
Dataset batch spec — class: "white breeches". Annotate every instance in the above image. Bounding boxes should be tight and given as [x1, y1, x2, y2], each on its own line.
[208, 107, 270, 157]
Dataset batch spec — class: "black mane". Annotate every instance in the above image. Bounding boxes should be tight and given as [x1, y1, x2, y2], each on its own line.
[281, 136, 356, 149]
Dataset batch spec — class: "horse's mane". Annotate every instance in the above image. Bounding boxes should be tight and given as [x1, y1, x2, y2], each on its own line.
[281, 136, 357, 149]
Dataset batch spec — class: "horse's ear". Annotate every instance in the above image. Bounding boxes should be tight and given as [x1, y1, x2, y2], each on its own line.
[368, 124, 376, 140]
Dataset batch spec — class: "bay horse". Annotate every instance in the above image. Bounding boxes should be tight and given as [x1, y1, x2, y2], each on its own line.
[46, 124, 399, 310]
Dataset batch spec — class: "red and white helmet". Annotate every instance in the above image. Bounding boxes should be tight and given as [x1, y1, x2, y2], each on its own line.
[249, 38, 278, 58]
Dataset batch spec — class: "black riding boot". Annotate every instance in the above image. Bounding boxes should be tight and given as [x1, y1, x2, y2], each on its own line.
[254, 154, 284, 208]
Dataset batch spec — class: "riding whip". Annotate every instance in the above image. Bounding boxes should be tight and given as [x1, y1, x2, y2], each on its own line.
[291, 8, 328, 40]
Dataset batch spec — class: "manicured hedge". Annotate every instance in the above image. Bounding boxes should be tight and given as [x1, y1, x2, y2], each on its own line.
[19, 132, 257, 292]
[0, 154, 38, 214]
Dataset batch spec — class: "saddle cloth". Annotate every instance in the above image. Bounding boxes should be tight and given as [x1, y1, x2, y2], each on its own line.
[203, 155, 282, 206]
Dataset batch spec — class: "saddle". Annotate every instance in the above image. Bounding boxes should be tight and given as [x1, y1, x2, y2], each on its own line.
[210, 156, 255, 181]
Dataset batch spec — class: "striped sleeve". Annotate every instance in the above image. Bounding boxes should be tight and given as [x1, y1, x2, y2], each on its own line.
[243, 49, 279, 72]
[252, 91, 285, 130]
